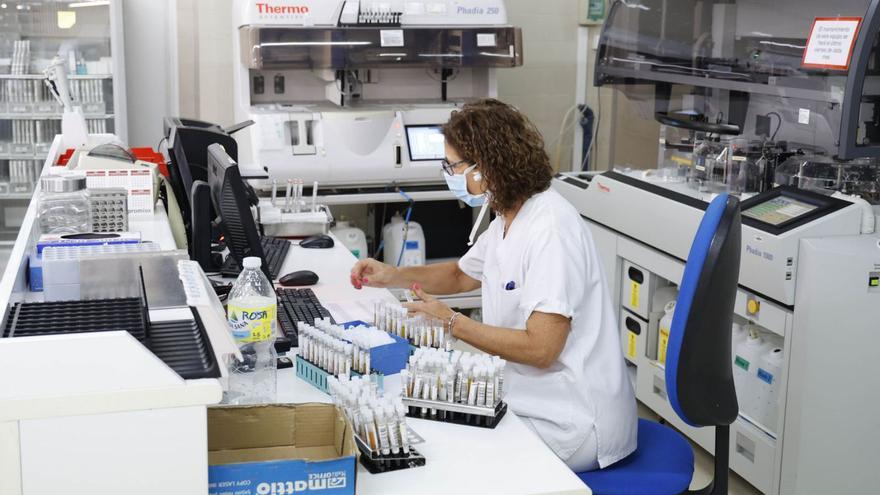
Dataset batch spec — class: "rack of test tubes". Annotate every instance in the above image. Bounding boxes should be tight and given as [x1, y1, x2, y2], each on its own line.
[296, 319, 403, 393]
[401, 348, 509, 428]
[259, 179, 332, 237]
[328, 374, 427, 473]
[373, 301, 455, 351]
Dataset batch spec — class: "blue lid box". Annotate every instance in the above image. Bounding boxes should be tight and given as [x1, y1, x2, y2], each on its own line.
[208, 403, 358, 495]
[342, 320, 409, 376]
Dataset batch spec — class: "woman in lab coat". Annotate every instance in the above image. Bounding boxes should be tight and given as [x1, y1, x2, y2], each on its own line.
[350, 99, 637, 472]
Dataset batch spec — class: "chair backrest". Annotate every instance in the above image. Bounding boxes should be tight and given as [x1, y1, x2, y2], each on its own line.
[666, 194, 741, 428]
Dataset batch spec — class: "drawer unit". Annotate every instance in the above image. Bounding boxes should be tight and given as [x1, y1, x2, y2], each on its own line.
[621, 260, 656, 319]
[731, 417, 776, 494]
[620, 309, 646, 365]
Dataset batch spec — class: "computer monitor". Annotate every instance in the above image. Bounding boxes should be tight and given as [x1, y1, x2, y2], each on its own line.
[206, 143, 266, 274]
[405, 125, 446, 161]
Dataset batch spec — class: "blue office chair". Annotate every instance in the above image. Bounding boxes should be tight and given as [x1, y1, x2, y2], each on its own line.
[577, 194, 741, 495]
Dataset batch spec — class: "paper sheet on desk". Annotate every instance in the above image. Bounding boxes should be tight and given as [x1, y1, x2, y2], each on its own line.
[325, 300, 374, 324]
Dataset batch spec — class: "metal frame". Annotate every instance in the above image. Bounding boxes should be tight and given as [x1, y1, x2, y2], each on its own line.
[595, 0, 880, 160]
[839, 0, 880, 159]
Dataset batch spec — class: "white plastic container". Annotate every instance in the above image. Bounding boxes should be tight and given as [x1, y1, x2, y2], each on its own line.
[657, 301, 676, 365]
[754, 347, 784, 432]
[332, 220, 368, 260]
[383, 213, 426, 267]
[733, 326, 771, 420]
[226, 256, 278, 405]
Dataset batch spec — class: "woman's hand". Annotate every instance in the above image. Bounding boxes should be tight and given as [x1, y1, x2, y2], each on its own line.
[350, 258, 399, 289]
[403, 284, 455, 323]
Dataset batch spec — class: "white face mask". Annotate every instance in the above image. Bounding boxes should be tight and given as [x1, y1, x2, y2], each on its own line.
[443, 164, 487, 208]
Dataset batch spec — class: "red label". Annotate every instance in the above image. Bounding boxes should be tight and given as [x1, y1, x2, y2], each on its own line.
[256, 2, 310, 14]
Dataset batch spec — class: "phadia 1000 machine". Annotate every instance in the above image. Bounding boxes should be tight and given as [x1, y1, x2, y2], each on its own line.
[554, 1, 880, 494]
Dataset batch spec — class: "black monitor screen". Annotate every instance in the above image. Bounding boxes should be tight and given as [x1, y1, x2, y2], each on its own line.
[206, 143, 264, 265]
[742, 196, 818, 226]
[405, 125, 446, 161]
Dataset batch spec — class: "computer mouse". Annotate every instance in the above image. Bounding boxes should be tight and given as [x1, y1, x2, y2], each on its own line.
[279, 270, 319, 287]
[300, 234, 334, 249]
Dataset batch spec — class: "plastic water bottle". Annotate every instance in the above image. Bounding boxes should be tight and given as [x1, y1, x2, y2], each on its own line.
[657, 301, 676, 364]
[733, 326, 770, 420]
[226, 256, 278, 404]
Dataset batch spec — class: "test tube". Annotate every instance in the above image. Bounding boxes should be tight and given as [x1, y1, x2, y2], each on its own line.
[271, 180, 278, 206]
[386, 404, 401, 455]
[376, 408, 391, 456]
[396, 403, 410, 454]
[284, 179, 293, 212]
[311, 180, 318, 212]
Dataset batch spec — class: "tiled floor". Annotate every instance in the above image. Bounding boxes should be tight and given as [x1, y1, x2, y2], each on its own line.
[637, 403, 762, 495]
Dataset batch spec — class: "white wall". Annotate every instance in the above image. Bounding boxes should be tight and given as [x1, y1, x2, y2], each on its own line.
[176, 0, 235, 127]
[497, 0, 582, 171]
[122, 0, 178, 147]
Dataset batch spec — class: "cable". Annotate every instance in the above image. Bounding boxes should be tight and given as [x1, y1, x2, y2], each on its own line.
[550, 104, 589, 171]
[395, 189, 414, 267]
[582, 88, 602, 171]
[766, 112, 783, 141]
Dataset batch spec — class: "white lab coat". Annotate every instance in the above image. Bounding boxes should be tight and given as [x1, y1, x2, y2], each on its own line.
[459, 189, 638, 468]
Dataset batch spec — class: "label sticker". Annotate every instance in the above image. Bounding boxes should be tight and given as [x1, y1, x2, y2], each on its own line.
[228, 303, 277, 343]
[630, 281, 640, 308]
[757, 368, 774, 385]
[627, 331, 638, 359]
[802, 17, 862, 70]
[658, 327, 670, 364]
[798, 108, 811, 125]
[477, 33, 497, 47]
[380, 29, 405, 47]
[735, 356, 750, 371]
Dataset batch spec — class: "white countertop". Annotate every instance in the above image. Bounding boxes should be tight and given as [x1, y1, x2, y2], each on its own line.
[273, 238, 590, 495]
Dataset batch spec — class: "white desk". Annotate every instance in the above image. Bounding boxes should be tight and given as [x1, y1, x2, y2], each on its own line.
[274, 239, 590, 495]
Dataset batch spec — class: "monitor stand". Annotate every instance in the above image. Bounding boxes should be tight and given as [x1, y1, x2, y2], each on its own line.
[191, 180, 221, 272]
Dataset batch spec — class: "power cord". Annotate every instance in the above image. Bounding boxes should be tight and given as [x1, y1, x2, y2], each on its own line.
[395, 189, 414, 267]
[766, 112, 783, 141]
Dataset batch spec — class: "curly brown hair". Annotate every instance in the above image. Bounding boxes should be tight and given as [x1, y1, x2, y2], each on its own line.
[442, 99, 553, 213]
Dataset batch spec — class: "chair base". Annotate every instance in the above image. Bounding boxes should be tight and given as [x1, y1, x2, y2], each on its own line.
[683, 425, 730, 495]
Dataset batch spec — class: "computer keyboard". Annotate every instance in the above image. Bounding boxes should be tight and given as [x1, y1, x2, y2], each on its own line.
[277, 288, 335, 346]
[220, 236, 291, 279]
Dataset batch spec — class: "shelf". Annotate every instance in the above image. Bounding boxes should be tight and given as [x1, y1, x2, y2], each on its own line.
[0, 153, 48, 161]
[0, 113, 113, 120]
[599, 65, 844, 104]
[0, 192, 34, 200]
[0, 74, 112, 80]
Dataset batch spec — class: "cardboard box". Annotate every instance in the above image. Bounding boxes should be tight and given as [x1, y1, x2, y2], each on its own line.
[208, 403, 358, 495]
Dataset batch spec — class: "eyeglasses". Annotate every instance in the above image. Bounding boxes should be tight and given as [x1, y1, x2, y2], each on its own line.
[441, 157, 472, 176]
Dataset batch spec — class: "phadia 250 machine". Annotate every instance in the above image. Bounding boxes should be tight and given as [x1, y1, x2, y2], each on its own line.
[232, 0, 523, 187]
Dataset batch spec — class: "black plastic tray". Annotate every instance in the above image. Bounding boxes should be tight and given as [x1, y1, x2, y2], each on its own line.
[2, 299, 220, 380]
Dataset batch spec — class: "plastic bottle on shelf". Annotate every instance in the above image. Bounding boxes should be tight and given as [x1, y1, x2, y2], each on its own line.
[733, 326, 771, 420]
[657, 301, 676, 365]
[754, 347, 784, 432]
[225, 256, 278, 405]
[331, 220, 368, 260]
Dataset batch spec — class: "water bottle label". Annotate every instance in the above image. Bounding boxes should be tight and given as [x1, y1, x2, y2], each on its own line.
[757, 368, 774, 385]
[228, 304, 277, 343]
[735, 356, 750, 371]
